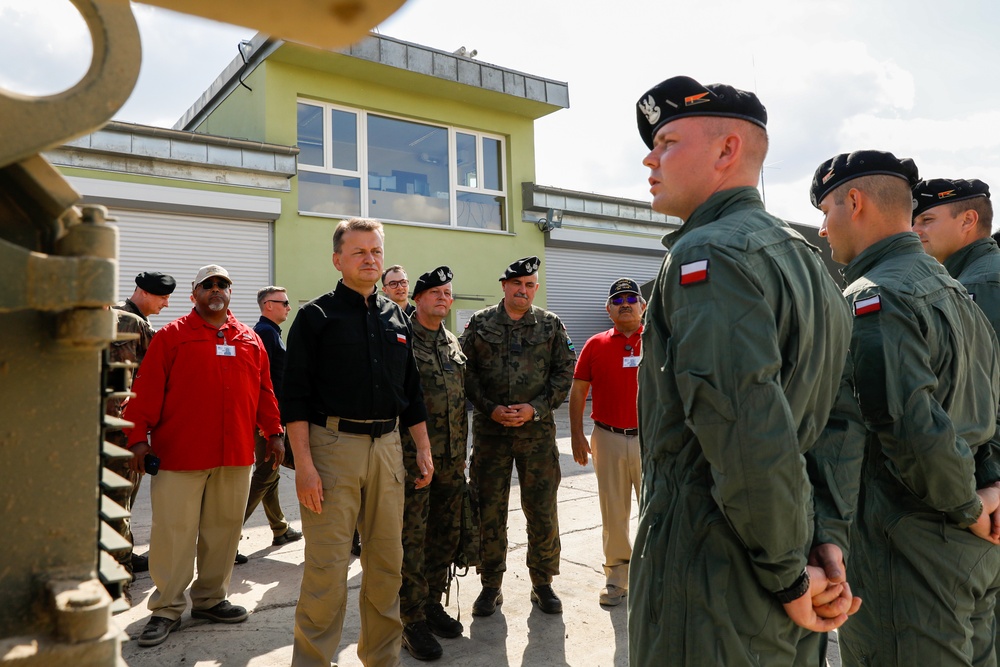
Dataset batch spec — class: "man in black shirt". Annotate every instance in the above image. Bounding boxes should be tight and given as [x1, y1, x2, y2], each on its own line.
[283, 218, 434, 667]
[236, 286, 301, 565]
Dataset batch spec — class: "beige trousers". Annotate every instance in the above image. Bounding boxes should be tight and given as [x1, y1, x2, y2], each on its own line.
[146, 466, 252, 620]
[590, 427, 641, 589]
[292, 421, 405, 667]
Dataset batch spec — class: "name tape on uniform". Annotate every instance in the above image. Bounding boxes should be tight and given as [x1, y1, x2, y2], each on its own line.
[680, 259, 709, 286]
[854, 295, 882, 316]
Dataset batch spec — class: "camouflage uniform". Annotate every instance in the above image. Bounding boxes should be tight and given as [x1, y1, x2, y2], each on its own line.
[400, 319, 468, 624]
[462, 301, 576, 587]
[105, 306, 155, 581]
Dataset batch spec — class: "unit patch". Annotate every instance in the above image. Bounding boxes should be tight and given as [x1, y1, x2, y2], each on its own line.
[679, 259, 709, 286]
[854, 295, 882, 316]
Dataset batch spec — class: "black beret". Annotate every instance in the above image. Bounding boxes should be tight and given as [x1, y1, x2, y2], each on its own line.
[609, 278, 640, 298]
[810, 150, 919, 209]
[412, 265, 453, 298]
[636, 76, 767, 150]
[912, 178, 990, 218]
[499, 256, 541, 281]
[135, 271, 176, 296]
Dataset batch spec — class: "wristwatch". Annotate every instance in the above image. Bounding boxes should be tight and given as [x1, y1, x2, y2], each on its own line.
[774, 569, 810, 604]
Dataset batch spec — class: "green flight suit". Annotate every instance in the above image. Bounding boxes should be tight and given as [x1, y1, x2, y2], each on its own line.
[630, 187, 865, 667]
[462, 300, 576, 587]
[837, 232, 1000, 667]
[947, 238, 1000, 667]
[399, 319, 469, 624]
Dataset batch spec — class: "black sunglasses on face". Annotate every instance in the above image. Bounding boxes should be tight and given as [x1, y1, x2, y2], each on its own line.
[610, 295, 639, 306]
[200, 279, 231, 290]
[266, 299, 290, 307]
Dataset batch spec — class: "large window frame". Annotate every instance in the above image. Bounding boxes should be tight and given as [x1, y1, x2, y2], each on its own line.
[297, 99, 508, 232]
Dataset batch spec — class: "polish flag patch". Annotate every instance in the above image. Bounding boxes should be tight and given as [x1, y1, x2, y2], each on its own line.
[854, 295, 882, 316]
[396, 333, 407, 344]
[679, 259, 709, 286]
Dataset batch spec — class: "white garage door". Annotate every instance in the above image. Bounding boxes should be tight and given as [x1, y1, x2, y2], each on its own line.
[544, 246, 664, 348]
[112, 209, 273, 330]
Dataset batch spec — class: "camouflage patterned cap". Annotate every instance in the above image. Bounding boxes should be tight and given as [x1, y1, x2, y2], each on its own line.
[499, 256, 541, 281]
[912, 178, 990, 218]
[412, 265, 453, 297]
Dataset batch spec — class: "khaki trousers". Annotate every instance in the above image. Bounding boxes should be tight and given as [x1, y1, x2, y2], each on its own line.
[243, 431, 289, 535]
[292, 421, 405, 667]
[590, 427, 641, 589]
[147, 466, 251, 620]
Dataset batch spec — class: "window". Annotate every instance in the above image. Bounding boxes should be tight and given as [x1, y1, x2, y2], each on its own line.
[297, 100, 507, 231]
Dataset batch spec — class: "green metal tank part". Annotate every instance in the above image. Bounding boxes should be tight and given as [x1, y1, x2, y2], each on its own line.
[0, 1, 407, 663]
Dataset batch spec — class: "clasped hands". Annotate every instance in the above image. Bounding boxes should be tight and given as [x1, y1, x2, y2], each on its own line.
[784, 544, 862, 633]
[491, 403, 535, 428]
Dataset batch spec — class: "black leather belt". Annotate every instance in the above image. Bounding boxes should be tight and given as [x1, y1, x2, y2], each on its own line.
[339, 418, 397, 438]
[594, 420, 638, 437]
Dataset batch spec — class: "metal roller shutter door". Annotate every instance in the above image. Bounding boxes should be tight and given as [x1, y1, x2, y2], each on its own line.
[111, 209, 273, 330]
[544, 246, 664, 348]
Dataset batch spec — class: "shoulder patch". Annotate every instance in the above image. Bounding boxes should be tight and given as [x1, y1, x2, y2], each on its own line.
[854, 295, 882, 316]
[679, 259, 709, 286]
[567, 336, 575, 352]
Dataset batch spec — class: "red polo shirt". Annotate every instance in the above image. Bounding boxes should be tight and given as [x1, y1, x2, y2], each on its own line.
[124, 309, 282, 471]
[573, 325, 642, 430]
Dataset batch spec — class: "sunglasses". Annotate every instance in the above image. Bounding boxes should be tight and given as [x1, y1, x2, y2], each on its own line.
[199, 278, 231, 290]
[610, 295, 639, 306]
[265, 299, 290, 307]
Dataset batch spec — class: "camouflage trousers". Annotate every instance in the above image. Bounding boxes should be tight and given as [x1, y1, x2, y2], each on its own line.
[470, 434, 561, 588]
[105, 429, 143, 576]
[400, 448, 465, 624]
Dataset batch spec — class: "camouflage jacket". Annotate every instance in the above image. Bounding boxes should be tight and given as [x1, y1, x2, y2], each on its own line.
[462, 300, 576, 440]
[402, 318, 468, 462]
[107, 307, 155, 422]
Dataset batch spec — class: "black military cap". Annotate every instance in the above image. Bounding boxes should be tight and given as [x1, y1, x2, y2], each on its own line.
[636, 75, 767, 150]
[608, 278, 639, 298]
[810, 150, 920, 208]
[135, 271, 176, 296]
[499, 256, 541, 281]
[912, 178, 990, 218]
[412, 265, 453, 298]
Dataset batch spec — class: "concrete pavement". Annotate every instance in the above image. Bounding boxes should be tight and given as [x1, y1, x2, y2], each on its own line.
[116, 406, 636, 666]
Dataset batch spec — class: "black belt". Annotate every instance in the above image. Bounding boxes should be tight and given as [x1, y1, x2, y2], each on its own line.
[312, 416, 397, 438]
[594, 420, 638, 437]
[340, 418, 397, 438]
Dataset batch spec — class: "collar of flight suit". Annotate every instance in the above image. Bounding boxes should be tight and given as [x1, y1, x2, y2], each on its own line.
[662, 186, 765, 251]
[842, 232, 923, 285]
[943, 236, 1000, 280]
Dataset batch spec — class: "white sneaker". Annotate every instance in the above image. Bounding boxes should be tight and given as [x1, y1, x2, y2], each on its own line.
[599, 585, 627, 607]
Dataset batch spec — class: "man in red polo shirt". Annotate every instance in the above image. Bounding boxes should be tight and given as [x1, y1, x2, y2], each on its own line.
[569, 277, 644, 608]
[125, 264, 283, 648]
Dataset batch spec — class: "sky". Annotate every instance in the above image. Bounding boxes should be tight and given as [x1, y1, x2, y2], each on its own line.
[2, 0, 999, 227]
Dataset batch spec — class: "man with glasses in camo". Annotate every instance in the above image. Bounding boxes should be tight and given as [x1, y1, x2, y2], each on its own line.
[568, 278, 645, 608]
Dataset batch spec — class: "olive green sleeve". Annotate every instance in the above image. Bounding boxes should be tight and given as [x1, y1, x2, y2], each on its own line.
[807, 348, 866, 559]
[964, 279, 1000, 488]
[664, 245, 810, 593]
[851, 289, 980, 527]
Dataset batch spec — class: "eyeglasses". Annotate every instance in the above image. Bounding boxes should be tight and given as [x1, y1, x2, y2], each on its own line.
[385, 279, 409, 289]
[199, 279, 231, 290]
[265, 299, 290, 307]
[610, 294, 639, 306]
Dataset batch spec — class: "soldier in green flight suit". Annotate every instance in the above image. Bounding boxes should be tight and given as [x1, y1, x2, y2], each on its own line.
[911, 176, 1000, 667]
[812, 152, 1000, 667]
[398, 266, 469, 661]
[462, 256, 576, 618]
[630, 75, 866, 667]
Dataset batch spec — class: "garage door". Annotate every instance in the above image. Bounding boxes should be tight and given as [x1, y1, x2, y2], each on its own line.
[112, 209, 273, 330]
[544, 246, 664, 349]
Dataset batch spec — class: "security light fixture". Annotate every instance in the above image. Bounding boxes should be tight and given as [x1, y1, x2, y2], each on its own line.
[536, 208, 563, 233]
